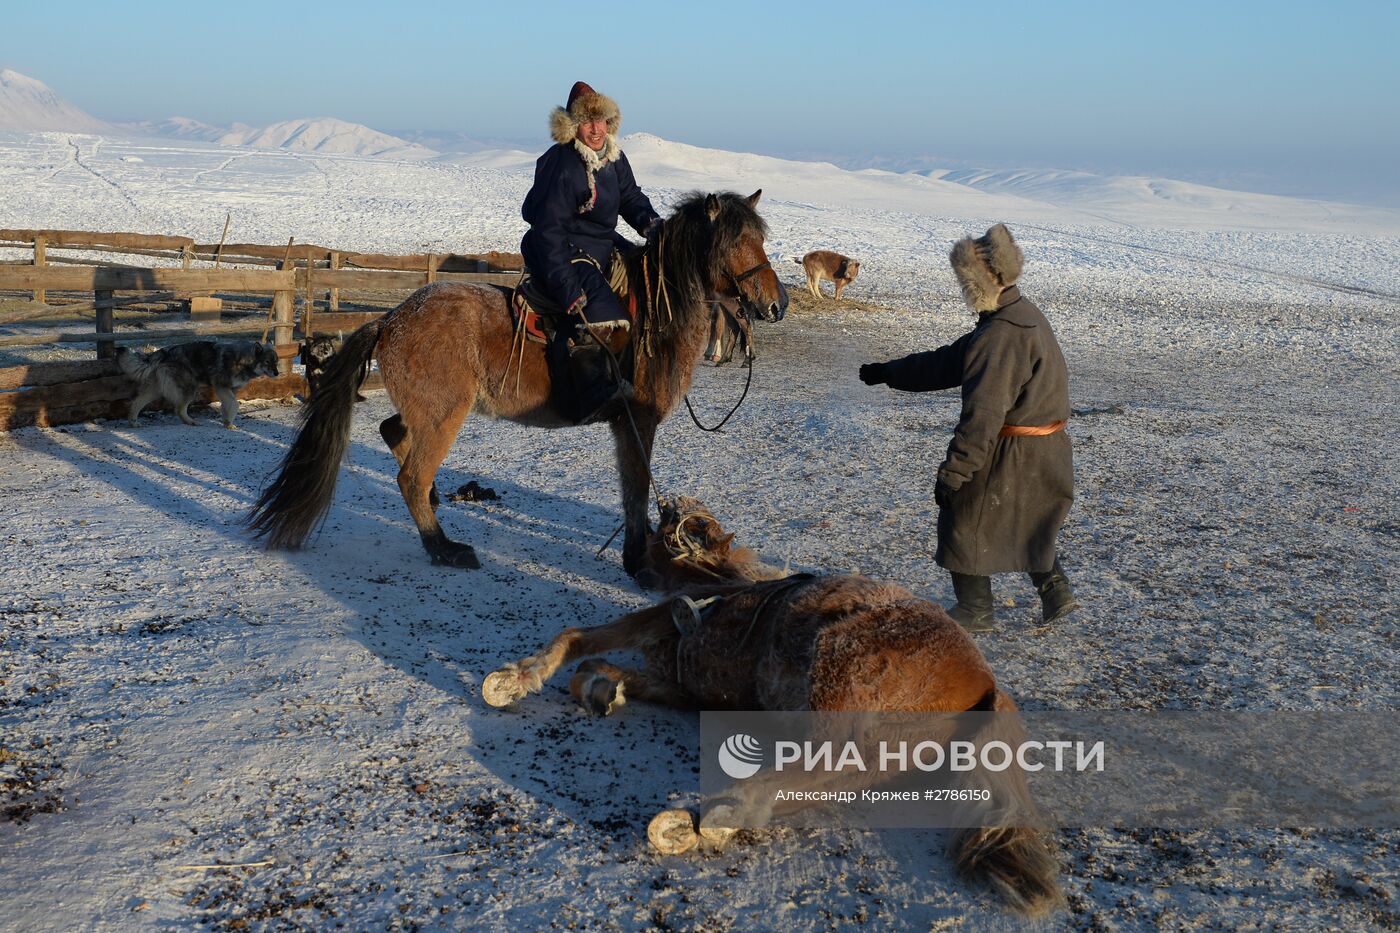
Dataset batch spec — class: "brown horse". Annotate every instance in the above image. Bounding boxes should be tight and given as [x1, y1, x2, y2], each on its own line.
[247, 191, 787, 572]
[482, 499, 1063, 917]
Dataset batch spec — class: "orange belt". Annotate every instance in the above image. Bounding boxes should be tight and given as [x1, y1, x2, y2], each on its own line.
[1000, 419, 1067, 437]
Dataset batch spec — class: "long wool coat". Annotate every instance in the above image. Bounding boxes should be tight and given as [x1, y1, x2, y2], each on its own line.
[520, 141, 660, 310]
[882, 286, 1073, 575]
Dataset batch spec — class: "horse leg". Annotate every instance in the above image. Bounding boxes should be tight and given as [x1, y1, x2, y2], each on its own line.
[568, 657, 692, 715]
[648, 718, 888, 855]
[394, 405, 478, 568]
[481, 603, 675, 708]
[610, 410, 658, 578]
[649, 760, 879, 856]
[380, 414, 438, 509]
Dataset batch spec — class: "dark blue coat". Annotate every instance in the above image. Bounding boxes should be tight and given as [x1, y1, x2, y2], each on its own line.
[520, 142, 660, 309]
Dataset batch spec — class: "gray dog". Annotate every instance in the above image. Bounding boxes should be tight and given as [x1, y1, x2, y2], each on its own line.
[117, 339, 279, 428]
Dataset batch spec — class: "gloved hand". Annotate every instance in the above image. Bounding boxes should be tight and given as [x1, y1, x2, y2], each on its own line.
[858, 362, 888, 386]
[935, 476, 958, 509]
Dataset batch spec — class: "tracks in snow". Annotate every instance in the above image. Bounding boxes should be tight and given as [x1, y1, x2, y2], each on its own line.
[62, 137, 147, 216]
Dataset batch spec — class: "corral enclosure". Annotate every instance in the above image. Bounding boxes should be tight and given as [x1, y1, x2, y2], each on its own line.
[0, 227, 521, 429]
[1, 130, 1398, 931]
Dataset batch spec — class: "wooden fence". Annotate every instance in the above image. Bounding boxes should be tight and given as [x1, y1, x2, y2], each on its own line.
[0, 229, 523, 430]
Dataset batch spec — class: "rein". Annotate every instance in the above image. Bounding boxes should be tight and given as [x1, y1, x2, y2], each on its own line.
[684, 299, 754, 433]
[683, 258, 768, 433]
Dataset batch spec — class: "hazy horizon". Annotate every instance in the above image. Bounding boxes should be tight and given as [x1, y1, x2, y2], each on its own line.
[4, 0, 1398, 207]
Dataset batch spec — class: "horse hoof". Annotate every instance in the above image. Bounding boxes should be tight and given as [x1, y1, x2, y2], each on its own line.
[431, 543, 480, 569]
[570, 671, 626, 716]
[698, 801, 741, 849]
[482, 667, 529, 708]
[647, 809, 699, 855]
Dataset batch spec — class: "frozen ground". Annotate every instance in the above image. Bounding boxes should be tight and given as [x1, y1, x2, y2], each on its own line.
[1, 132, 1398, 931]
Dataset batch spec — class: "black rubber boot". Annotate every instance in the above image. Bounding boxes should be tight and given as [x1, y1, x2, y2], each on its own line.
[566, 337, 633, 425]
[948, 572, 995, 632]
[1030, 559, 1079, 623]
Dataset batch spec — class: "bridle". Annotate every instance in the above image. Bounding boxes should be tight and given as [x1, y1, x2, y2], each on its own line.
[726, 259, 773, 321]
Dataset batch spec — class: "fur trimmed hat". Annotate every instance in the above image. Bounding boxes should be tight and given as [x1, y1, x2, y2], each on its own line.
[949, 223, 1024, 312]
[549, 80, 621, 145]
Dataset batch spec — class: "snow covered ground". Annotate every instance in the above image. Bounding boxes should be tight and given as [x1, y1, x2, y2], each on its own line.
[2, 131, 1398, 931]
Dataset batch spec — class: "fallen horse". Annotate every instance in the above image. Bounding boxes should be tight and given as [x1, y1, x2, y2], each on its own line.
[483, 498, 1062, 916]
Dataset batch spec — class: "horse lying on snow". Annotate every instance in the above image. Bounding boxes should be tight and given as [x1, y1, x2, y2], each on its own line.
[483, 498, 1062, 917]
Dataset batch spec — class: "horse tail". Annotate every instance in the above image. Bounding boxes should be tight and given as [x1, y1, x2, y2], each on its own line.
[947, 688, 1063, 917]
[246, 319, 382, 549]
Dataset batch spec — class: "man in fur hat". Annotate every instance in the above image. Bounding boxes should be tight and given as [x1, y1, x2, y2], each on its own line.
[521, 81, 663, 424]
[859, 224, 1079, 631]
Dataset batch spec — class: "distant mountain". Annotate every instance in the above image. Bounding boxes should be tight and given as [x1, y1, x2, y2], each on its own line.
[216, 117, 437, 160]
[0, 68, 111, 133]
[921, 167, 1363, 225]
[126, 116, 249, 143]
[615, 133, 1399, 233]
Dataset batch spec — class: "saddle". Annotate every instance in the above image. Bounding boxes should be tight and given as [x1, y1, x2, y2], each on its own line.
[510, 251, 634, 345]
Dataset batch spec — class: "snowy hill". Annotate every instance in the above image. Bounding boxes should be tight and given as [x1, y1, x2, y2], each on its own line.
[616, 133, 1400, 234]
[216, 117, 437, 160]
[922, 167, 1397, 231]
[0, 68, 111, 133]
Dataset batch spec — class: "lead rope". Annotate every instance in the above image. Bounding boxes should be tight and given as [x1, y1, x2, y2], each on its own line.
[685, 277, 758, 432]
[684, 314, 754, 432]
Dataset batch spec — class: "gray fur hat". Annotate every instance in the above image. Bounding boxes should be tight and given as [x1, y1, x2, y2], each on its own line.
[949, 223, 1024, 311]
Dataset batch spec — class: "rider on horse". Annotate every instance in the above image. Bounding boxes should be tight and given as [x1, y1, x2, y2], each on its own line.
[521, 80, 663, 424]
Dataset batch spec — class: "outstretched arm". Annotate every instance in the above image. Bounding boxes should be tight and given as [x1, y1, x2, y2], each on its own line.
[862, 332, 973, 392]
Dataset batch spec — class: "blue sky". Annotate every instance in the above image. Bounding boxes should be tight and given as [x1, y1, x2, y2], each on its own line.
[4, 1, 1398, 203]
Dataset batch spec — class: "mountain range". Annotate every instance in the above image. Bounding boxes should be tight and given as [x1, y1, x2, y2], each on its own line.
[1, 68, 1392, 232]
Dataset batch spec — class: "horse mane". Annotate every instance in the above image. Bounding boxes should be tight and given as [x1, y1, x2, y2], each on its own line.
[642, 496, 784, 590]
[630, 191, 768, 349]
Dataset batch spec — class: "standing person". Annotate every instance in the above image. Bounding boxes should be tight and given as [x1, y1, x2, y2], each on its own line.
[521, 80, 663, 424]
[859, 224, 1079, 631]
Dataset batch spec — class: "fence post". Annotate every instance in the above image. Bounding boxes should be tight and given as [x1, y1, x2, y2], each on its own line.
[271, 288, 295, 375]
[32, 236, 46, 304]
[303, 258, 314, 341]
[95, 289, 115, 360]
[426, 253, 439, 285]
[328, 251, 340, 312]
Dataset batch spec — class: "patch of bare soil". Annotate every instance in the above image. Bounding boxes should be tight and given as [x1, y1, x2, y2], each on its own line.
[782, 286, 894, 316]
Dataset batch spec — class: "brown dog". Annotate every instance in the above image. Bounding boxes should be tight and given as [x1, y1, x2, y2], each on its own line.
[797, 250, 860, 299]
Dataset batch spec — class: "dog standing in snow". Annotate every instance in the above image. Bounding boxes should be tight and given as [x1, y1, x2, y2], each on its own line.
[797, 250, 860, 299]
[117, 339, 279, 428]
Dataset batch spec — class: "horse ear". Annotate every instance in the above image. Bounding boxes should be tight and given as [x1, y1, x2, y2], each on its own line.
[747, 189, 762, 207]
[705, 194, 721, 221]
